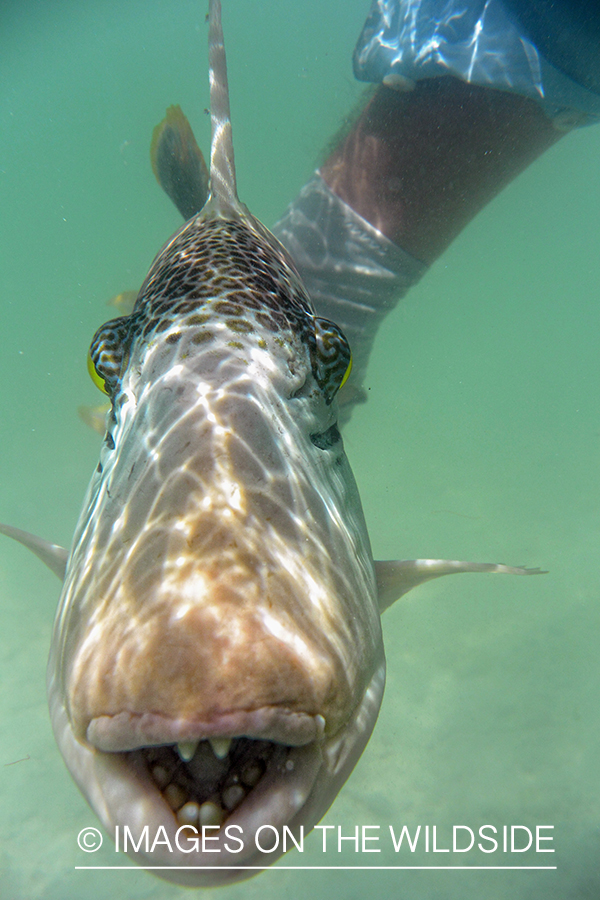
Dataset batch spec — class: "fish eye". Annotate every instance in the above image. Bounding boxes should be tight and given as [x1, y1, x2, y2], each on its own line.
[87, 350, 109, 395]
[312, 317, 352, 403]
[339, 353, 352, 391]
[87, 316, 130, 399]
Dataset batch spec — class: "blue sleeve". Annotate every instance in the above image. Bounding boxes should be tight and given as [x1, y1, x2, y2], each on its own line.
[353, 0, 600, 125]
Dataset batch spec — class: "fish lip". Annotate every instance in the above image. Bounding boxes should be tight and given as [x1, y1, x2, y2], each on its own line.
[86, 707, 326, 751]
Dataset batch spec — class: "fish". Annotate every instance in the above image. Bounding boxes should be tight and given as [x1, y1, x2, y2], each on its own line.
[150, 103, 210, 221]
[107, 290, 139, 315]
[0, 0, 544, 887]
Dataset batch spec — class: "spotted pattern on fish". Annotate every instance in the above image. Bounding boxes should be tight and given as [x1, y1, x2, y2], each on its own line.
[90, 214, 351, 406]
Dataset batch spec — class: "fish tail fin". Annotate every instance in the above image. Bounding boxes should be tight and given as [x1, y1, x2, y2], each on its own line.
[208, 0, 238, 212]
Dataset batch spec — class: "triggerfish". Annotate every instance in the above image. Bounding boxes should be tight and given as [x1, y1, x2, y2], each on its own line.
[0, 0, 543, 887]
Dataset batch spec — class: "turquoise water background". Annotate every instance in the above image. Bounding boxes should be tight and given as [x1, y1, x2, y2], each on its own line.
[1, 1, 600, 897]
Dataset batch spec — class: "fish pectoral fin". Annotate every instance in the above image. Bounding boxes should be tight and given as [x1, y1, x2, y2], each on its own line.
[0, 523, 68, 581]
[374, 558, 547, 613]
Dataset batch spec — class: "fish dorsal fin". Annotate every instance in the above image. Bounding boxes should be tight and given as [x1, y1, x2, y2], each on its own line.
[207, 0, 239, 214]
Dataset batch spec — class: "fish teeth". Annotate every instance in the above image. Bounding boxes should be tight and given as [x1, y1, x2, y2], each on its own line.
[177, 801, 201, 827]
[222, 784, 245, 811]
[199, 800, 223, 827]
[176, 740, 199, 762]
[209, 737, 231, 759]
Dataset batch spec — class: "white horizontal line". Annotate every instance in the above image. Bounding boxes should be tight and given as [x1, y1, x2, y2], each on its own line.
[76, 865, 557, 871]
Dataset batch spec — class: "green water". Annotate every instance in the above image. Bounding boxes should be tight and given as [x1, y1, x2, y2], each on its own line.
[1, 1, 600, 897]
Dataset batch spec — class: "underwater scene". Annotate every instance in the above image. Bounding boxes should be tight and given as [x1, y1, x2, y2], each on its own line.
[1, 0, 600, 898]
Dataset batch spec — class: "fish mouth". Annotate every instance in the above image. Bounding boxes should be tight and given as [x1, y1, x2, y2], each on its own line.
[57, 703, 326, 886]
[134, 735, 304, 831]
[88, 707, 325, 846]
[49, 661, 386, 887]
